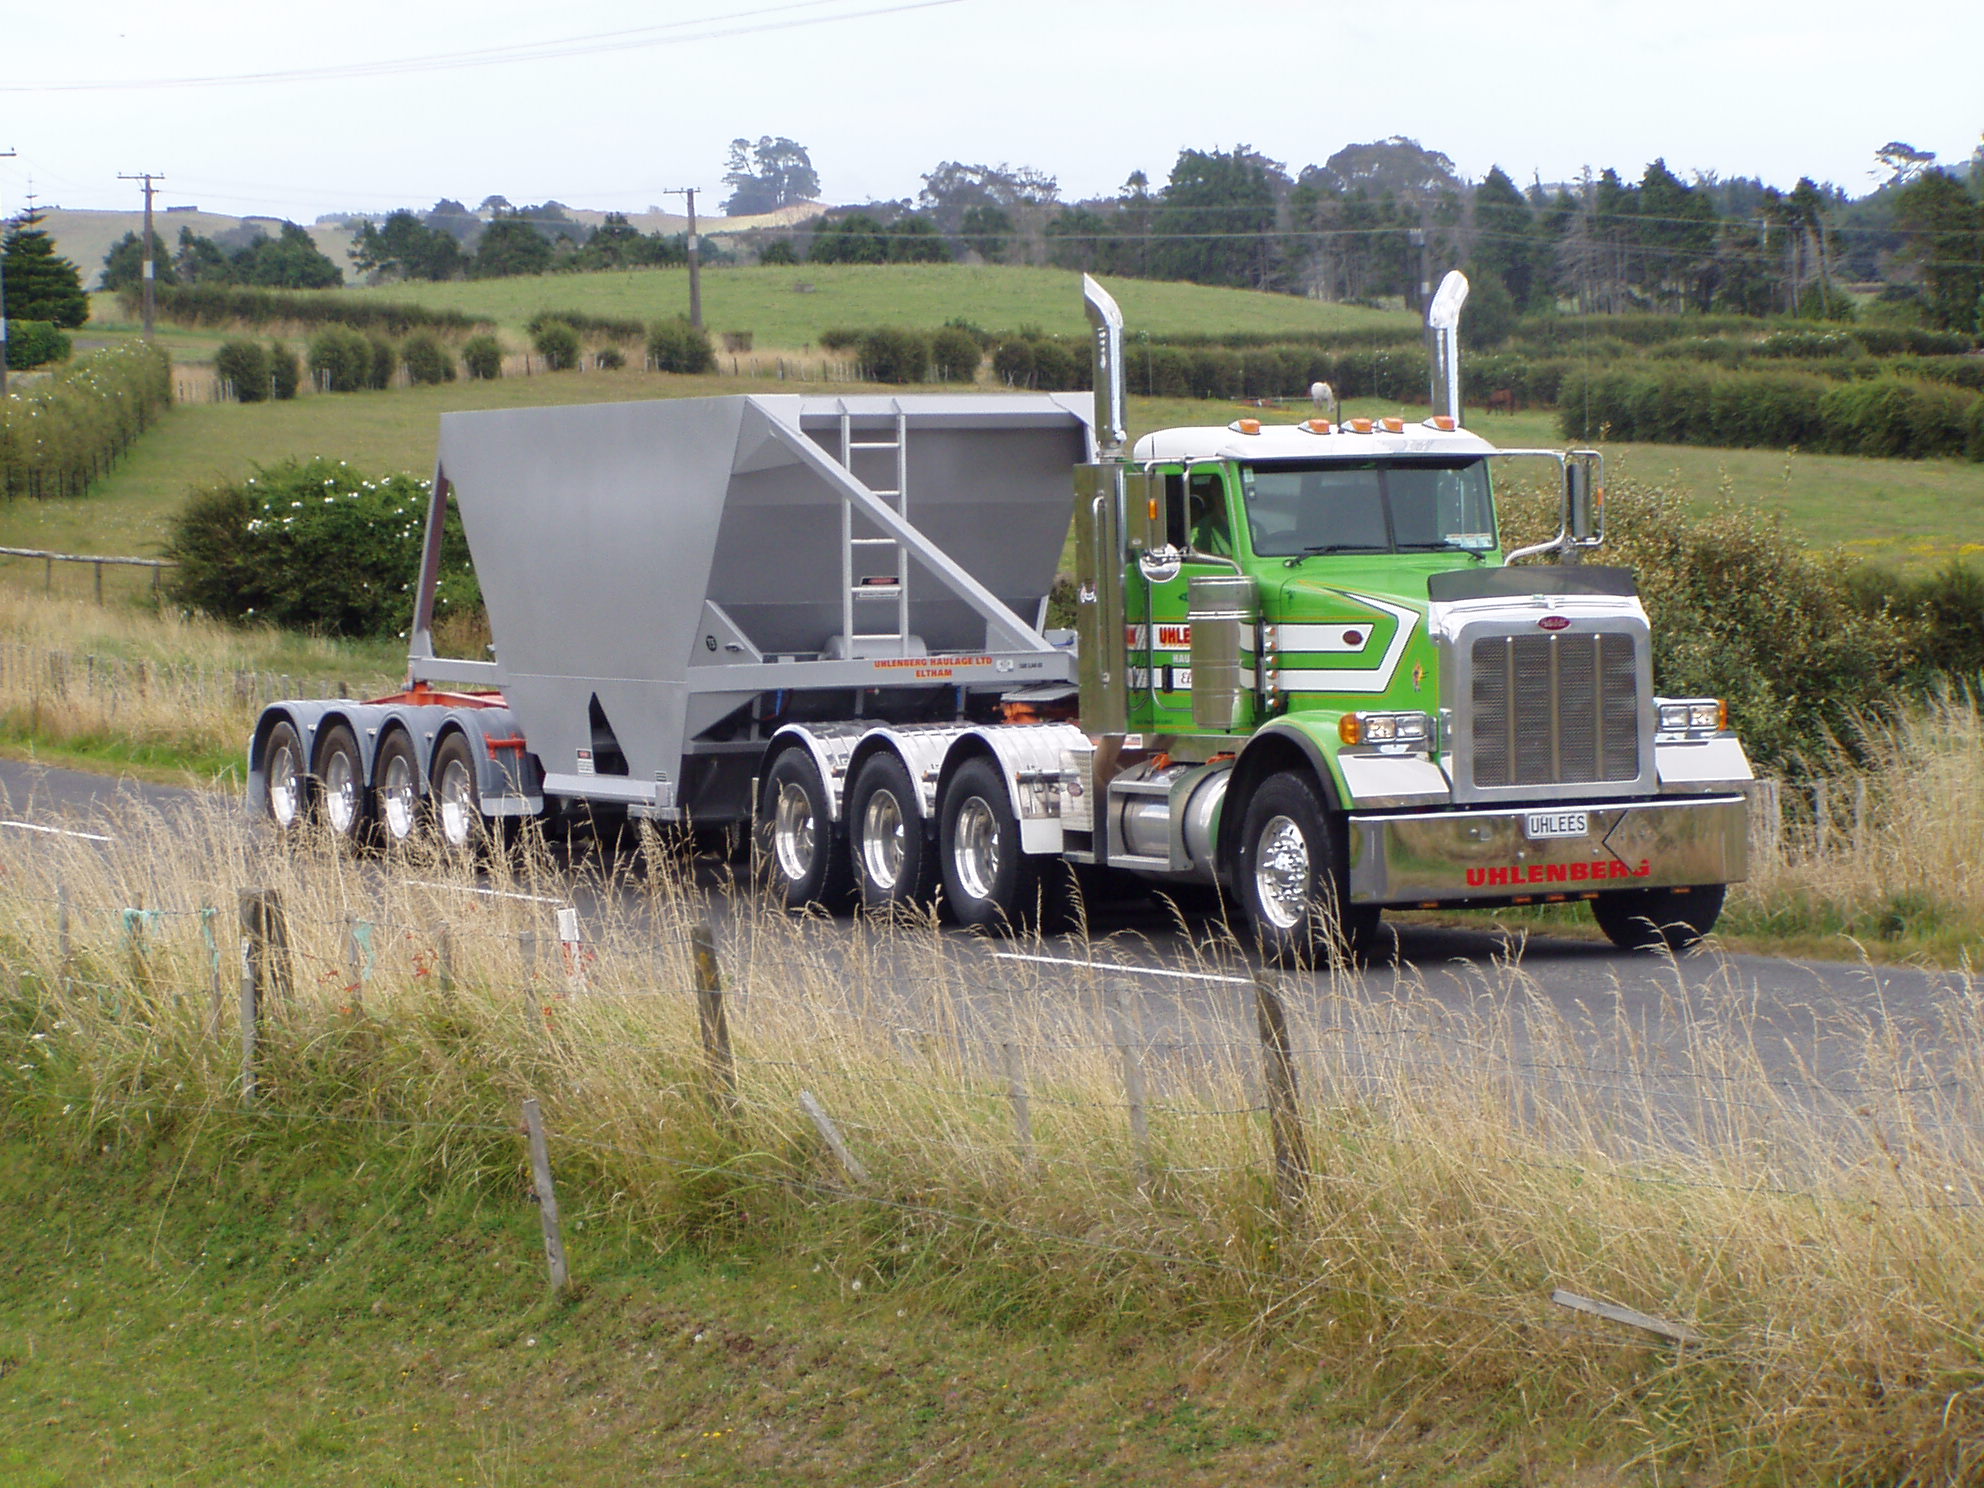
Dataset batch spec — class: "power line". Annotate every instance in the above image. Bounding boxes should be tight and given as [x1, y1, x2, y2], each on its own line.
[0, 0, 967, 93]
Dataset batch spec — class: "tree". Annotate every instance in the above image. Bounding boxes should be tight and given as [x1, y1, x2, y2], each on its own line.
[722, 137, 820, 216]
[1154, 146, 1287, 289]
[1470, 166, 1537, 309]
[2, 219, 90, 328]
[1891, 169, 1984, 333]
[959, 203, 1013, 261]
[1875, 141, 1936, 189]
[174, 226, 236, 285]
[471, 215, 555, 278]
[1317, 137, 1460, 200]
[100, 230, 176, 293]
[919, 162, 1058, 260]
[351, 210, 462, 282]
[234, 222, 343, 289]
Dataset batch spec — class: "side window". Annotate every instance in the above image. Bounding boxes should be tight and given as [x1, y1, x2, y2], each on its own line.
[1162, 473, 1188, 550]
[1186, 472, 1230, 556]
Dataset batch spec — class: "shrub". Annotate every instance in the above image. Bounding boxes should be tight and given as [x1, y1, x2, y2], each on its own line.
[268, 342, 300, 400]
[531, 320, 581, 372]
[367, 335, 397, 390]
[306, 326, 373, 393]
[0, 342, 172, 501]
[1817, 378, 1975, 459]
[594, 347, 625, 371]
[1028, 339, 1082, 391]
[4, 320, 70, 370]
[646, 318, 715, 374]
[1186, 348, 1242, 399]
[758, 238, 799, 265]
[991, 339, 1034, 388]
[858, 327, 929, 384]
[461, 334, 503, 381]
[163, 456, 477, 639]
[402, 332, 457, 386]
[929, 327, 982, 383]
[817, 326, 864, 353]
[1131, 344, 1192, 398]
[214, 340, 271, 402]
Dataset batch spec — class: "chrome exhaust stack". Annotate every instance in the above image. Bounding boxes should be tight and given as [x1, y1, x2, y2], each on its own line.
[1426, 269, 1469, 426]
[1083, 274, 1128, 459]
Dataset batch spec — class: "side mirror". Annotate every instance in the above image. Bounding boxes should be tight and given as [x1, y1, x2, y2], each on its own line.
[1566, 451, 1604, 548]
[1124, 468, 1171, 554]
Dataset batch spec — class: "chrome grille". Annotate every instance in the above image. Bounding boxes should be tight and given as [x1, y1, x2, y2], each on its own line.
[1470, 631, 1639, 788]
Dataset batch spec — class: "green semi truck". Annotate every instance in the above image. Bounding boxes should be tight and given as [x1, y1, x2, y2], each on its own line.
[251, 272, 1751, 960]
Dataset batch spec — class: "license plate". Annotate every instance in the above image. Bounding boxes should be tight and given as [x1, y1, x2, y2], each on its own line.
[1525, 810, 1588, 840]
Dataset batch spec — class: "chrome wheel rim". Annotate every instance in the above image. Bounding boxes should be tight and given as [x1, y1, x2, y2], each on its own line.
[381, 751, 419, 842]
[953, 796, 1000, 903]
[437, 758, 477, 848]
[861, 787, 907, 892]
[323, 749, 360, 835]
[1254, 814, 1311, 931]
[773, 780, 817, 883]
[268, 742, 303, 828]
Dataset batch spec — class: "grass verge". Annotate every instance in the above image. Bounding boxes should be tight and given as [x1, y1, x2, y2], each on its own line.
[2, 798, 1981, 1484]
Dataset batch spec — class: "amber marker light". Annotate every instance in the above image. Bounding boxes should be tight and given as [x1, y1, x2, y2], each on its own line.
[1380, 417, 1405, 433]
[1347, 417, 1374, 434]
[1424, 415, 1457, 430]
[1300, 418, 1334, 434]
[1337, 714, 1362, 745]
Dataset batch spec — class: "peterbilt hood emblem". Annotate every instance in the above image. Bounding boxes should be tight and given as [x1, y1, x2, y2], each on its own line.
[1538, 615, 1571, 631]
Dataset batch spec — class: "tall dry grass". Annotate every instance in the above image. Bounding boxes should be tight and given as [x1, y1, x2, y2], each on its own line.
[2, 795, 1981, 1483]
[0, 587, 400, 773]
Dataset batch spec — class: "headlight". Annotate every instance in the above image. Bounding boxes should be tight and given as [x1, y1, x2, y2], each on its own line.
[1340, 711, 1433, 747]
[1657, 699, 1724, 734]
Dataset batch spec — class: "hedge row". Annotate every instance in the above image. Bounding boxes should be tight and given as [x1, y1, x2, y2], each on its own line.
[1557, 364, 1984, 460]
[136, 284, 487, 335]
[0, 342, 173, 501]
[525, 308, 646, 341]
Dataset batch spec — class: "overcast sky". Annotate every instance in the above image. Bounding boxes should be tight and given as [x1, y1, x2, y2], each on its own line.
[4, 0, 1980, 223]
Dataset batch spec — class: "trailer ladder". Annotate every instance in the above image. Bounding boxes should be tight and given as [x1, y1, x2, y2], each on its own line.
[837, 401, 913, 656]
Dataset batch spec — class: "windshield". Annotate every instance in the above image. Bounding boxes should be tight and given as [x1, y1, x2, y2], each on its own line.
[1240, 458, 1497, 557]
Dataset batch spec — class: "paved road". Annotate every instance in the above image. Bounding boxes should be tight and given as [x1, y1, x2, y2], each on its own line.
[4, 755, 1971, 1135]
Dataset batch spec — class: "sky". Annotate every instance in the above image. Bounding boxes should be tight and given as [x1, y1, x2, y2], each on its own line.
[3, 0, 1980, 224]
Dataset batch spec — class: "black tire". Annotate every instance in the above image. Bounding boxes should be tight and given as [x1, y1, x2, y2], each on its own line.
[938, 756, 1042, 932]
[429, 732, 486, 854]
[1231, 771, 1380, 966]
[1592, 884, 1726, 953]
[313, 723, 370, 848]
[848, 751, 937, 913]
[262, 719, 310, 834]
[756, 748, 854, 911]
[372, 729, 425, 850]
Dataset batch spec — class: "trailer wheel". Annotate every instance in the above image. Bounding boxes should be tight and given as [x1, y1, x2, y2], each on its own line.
[430, 733, 486, 853]
[848, 752, 936, 913]
[938, 756, 1042, 931]
[263, 720, 309, 834]
[1592, 884, 1725, 953]
[757, 749, 852, 910]
[373, 729, 424, 849]
[314, 724, 370, 848]
[1233, 772, 1379, 966]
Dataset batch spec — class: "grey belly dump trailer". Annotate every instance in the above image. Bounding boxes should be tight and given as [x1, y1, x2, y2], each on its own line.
[251, 277, 1753, 958]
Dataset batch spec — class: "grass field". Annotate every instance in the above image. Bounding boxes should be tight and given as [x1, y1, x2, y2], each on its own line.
[327, 263, 1418, 345]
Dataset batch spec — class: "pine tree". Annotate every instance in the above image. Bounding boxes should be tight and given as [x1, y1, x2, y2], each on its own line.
[2, 216, 90, 328]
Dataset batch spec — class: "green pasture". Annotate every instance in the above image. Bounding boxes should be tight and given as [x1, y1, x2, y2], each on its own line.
[295, 264, 1416, 346]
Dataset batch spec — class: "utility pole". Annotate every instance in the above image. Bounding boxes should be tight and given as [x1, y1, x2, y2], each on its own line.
[662, 187, 703, 329]
[118, 172, 164, 339]
[0, 148, 16, 397]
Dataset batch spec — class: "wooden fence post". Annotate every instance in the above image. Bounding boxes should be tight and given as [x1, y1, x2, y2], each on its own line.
[237, 888, 293, 1004]
[239, 939, 259, 1108]
[690, 922, 737, 1115]
[1105, 981, 1155, 1192]
[520, 1098, 571, 1295]
[342, 913, 367, 1012]
[200, 906, 223, 1035]
[1000, 1040, 1035, 1170]
[434, 925, 455, 995]
[1253, 973, 1310, 1217]
[55, 881, 71, 996]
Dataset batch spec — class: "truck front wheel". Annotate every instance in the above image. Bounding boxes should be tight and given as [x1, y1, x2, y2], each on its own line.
[757, 749, 853, 911]
[1233, 772, 1379, 966]
[938, 757, 1042, 931]
[1592, 884, 1725, 953]
[848, 752, 936, 913]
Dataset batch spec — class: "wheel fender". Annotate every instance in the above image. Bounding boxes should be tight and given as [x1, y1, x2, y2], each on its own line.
[1219, 720, 1348, 885]
[763, 725, 862, 822]
[940, 723, 1089, 856]
[425, 706, 542, 813]
[845, 726, 964, 823]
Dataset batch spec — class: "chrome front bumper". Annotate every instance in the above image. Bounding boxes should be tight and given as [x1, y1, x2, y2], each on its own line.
[1347, 794, 1749, 906]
